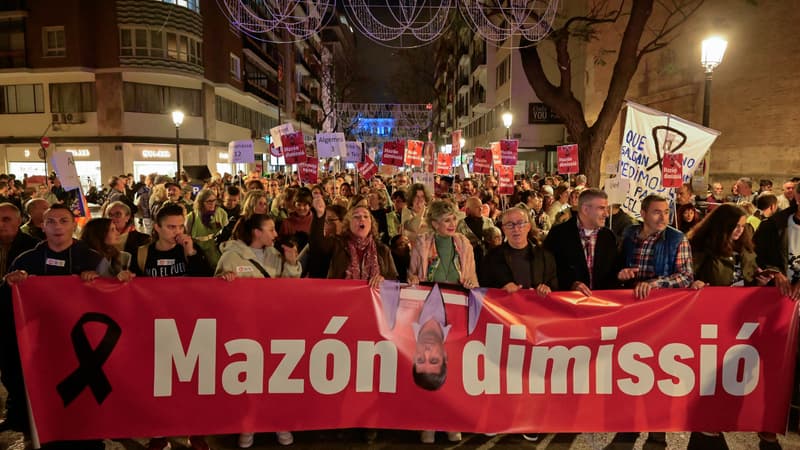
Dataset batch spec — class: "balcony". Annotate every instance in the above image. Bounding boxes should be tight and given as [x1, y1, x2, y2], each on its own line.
[244, 37, 281, 68]
[0, 0, 27, 11]
[244, 64, 281, 105]
[296, 107, 319, 129]
[0, 48, 26, 69]
[471, 43, 486, 76]
[470, 83, 488, 113]
[457, 72, 469, 94]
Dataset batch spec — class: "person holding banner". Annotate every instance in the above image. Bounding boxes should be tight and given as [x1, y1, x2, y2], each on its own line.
[0, 203, 40, 435]
[544, 189, 620, 296]
[326, 204, 397, 288]
[4, 203, 104, 450]
[407, 200, 478, 290]
[105, 201, 151, 259]
[753, 183, 800, 301]
[78, 218, 135, 282]
[479, 206, 557, 297]
[186, 189, 228, 270]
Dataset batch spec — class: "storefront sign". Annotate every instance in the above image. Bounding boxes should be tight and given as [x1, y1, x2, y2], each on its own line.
[142, 150, 172, 159]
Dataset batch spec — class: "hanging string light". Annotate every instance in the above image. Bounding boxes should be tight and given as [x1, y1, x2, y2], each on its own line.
[459, 0, 560, 45]
[342, 0, 454, 48]
[217, 0, 334, 43]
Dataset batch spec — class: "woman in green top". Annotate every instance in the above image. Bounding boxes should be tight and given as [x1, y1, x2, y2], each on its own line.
[408, 199, 478, 288]
[186, 188, 228, 268]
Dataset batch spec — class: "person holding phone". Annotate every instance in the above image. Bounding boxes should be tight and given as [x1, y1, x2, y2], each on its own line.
[79, 218, 135, 282]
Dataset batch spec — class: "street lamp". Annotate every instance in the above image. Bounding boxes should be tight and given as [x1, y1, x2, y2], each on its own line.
[700, 36, 727, 127]
[502, 111, 513, 139]
[171, 110, 184, 179]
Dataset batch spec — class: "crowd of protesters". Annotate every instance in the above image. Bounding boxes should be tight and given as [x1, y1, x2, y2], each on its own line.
[0, 167, 799, 450]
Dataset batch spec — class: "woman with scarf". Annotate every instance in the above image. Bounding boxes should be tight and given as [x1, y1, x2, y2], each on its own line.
[407, 200, 478, 289]
[326, 204, 397, 288]
[186, 188, 228, 268]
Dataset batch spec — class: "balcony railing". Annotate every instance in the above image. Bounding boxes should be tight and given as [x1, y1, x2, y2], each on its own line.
[0, 49, 26, 69]
[0, 0, 26, 11]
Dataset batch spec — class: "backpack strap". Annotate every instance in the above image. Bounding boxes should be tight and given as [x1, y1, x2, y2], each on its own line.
[247, 259, 271, 278]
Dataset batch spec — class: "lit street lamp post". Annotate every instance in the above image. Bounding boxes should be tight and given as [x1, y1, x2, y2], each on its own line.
[502, 111, 513, 139]
[701, 36, 728, 127]
[172, 110, 184, 179]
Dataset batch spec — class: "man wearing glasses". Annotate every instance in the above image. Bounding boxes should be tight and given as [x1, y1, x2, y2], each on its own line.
[479, 206, 557, 296]
[544, 189, 620, 296]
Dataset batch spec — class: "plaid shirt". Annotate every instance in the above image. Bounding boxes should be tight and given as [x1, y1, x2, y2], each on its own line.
[629, 227, 693, 288]
[577, 220, 599, 288]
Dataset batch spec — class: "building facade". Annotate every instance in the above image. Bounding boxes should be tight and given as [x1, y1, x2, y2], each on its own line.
[0, 0, 327, 188]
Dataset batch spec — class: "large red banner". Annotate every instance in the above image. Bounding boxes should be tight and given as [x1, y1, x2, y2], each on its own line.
[12, 278, 798, 443]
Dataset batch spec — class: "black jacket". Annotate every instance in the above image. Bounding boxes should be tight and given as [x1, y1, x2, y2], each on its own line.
[479, 241, 558, 290]
[3, 231, 39, 277]
[543, 215, 620, 290]
[123, 229, 151, 256]
[754, 203, 797, 272]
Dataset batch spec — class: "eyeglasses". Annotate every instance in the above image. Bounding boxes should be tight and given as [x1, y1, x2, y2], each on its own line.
[502, 221, 529, 230]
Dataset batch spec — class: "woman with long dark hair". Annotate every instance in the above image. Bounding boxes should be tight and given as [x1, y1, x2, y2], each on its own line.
[79, 218, 135, 282]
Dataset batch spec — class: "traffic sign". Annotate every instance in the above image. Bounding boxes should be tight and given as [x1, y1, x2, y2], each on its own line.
[40, 136, 51, 149]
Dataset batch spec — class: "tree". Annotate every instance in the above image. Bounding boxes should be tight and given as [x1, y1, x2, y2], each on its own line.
[519, 0, 705, 186]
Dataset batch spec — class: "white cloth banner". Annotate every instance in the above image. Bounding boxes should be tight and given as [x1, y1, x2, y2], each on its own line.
[315, 132, 347, 158]
[618, 101, 720, 218]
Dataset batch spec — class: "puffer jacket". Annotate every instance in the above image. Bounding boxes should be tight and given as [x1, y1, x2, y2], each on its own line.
[215, 239, 301, 278]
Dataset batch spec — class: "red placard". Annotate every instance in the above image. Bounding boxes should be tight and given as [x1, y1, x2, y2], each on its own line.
[299, 156, 319, 185]
[381, 140, 406, 167]
[557, 144, 579, 174]
[436, 153, 452, 175]
[357, 154, 378, 180]
[405, 140, 423, 167]
[497, 165, 514, 195]
[13, 278, 797, 443]
[451, 130, 462, 156]
[41, 136, 51, 149]
[281, 132, 307, 164]
[490, 142, 502, 170]
[423, 142, 435, 173]
[500, 139, 518, 166]
[662, 153, 684, 188]
[473, 147, 492, 174]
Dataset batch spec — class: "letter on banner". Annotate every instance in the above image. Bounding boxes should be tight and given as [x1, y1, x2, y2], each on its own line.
[51, 152, 82, 191]
[315, 133, 346, 158]
[618, 101, 720, 217]
[473, 147, 492, 174]
[661, 153, 683, 188]
[228, 140, 255, 164]
[381, 140, 405, 167]
[357, 154, 378, 180]
[281, 132, 307, 164]
[500, 140, 518, 166]
[270, 123, 294, 148]
[436, 153, 452, 175]
[497, 166, 514, 195]
[299, 157, 319, 184]
[557, 144, 579, 174]
[451, 130, 462, 156]
[344, 142, 363, 163]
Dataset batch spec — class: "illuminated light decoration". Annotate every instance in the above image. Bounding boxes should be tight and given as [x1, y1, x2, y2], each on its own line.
[65, 149, 91, 157]
[459, 0, 560, 45]
[217, 0, 334, 43]
[343, 0, 453, 48]
[337, 103, 433, 145]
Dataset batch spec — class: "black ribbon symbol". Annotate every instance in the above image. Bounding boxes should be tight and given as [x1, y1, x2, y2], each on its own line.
[646, 125, 687, 172]
[56, 312, 121, 407]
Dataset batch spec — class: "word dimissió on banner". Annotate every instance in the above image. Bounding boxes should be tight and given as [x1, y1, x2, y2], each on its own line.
[463, 322, 761, 398]
[154, 315, 762, 400]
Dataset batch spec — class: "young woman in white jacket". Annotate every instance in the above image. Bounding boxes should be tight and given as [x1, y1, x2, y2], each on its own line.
[214, 213, 299, 448]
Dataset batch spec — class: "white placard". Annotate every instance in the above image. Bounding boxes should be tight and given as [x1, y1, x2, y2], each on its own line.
[604, 177, 632, 205]
[412, 172, 435, 194]
[344, 141, 363, 163]
[228, 140, 255, 163]
[315, 132, 347, 158]
[606, 161, 619, 175]
[50, 152, 81, 190]
[269, 123, 295, 148]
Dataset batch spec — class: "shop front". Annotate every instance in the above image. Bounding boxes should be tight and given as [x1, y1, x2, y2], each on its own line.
[6, 145, 48, 180]
[132, 145, 178, 180]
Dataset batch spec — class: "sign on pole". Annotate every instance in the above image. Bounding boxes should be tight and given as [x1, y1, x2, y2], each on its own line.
[661, 153, 684, 188]
[50, 152, 81, 191]
[281, 132, 307, 164]
[315, 133, 347, 158]
[40, 136, 51, 149]
[500, 140, 518, 166]
[228, 140, 255, 164]
[344, 141, 363, 163]
[270, 123, 295, 148]
[557, 144, 580, 174]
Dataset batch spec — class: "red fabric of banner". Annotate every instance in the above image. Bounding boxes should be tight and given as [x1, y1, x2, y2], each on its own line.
[12, 279, 798, 443]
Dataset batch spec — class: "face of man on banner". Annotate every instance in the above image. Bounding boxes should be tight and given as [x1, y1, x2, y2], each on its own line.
[413, 320, 447, 387]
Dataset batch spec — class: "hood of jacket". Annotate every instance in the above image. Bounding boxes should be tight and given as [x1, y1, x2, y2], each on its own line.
[220, 239, 259, 260]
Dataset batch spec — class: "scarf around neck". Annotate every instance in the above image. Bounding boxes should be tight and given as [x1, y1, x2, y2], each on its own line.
[345, 235, 380, 280]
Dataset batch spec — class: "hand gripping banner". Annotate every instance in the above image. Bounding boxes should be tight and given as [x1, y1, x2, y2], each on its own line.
[12, 278, 799, 443]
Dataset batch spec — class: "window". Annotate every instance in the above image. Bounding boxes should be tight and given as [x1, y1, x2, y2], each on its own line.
[215, 96, 277, 138]
[50, 82, 96, 113]
[155, 0, 200, 13]
[0, 84, 45, 114]
[123, 82, 202, 116]
[0, 18, 26, 68]
[230, 53, 241, 81]
[120, 26, 201, 65]
[42, 26, 65, 57]
[495, 56, 510, 89]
